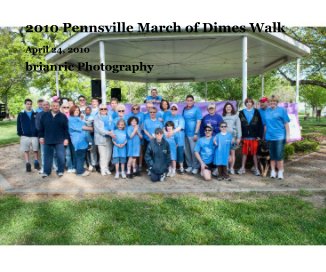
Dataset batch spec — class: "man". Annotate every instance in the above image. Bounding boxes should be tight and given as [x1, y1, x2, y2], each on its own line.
[258, 96, 269, 122]
[38, 101, 69, 178]
[17, 98, 40, 172]
[108, 97, 119, 120]
[35, 100, 50, 174]
[237, 98, 263, 176]
[145, 87, 162, 104]
[199, 103, 224, 137]
[35, 98, 44, 113]
[143, 106, 163, 153]
[182, 94, 202, 175]
[78, 95, 87, 115]
[145, 128, 171, 182]
[90, 97, 100, 117]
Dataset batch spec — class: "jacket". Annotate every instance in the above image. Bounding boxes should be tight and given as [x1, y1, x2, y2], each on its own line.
[17, 110, 38, 137]
[238, 108, 263, 139]
[94, 113, 114, 145]
[145, 138, 171, 174]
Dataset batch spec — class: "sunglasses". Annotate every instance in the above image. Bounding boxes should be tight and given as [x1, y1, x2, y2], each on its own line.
[63, 107, 69, 109]
[205, 129, 212, 132]
[100, 108, 107, 111]
[132, 108, 139, 110]
[171, 108, 177, 111]
[150, 112, 156, 114]
[220, 126, 227, 128]
[155, 132, 163, 135]
[118, 110, 125, 112]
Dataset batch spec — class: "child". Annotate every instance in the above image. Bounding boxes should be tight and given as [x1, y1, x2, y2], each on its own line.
[164, 121, 177, 177]
[84, 106, 94, 147]
[112, 119, 128, 179]
[213, 122, 233, 181]
[126, 116, 143, 178]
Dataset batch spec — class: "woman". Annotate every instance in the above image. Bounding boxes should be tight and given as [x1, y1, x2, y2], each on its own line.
[68, 106, 93, 176]
[263, 95, 290, 180]
[113, 103, 128, 129]
[158, 99, 171, 123]
[164, 103, 185, 174]
[94, 104, 116, 176]
[222, 102, 242, 174]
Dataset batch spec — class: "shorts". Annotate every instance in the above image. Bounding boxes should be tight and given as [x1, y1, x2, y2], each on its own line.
[268, 140, 285, 161]
[112, 157, 127, 164]
[20, 136, 39, 152]
[242, 139, 259, 155]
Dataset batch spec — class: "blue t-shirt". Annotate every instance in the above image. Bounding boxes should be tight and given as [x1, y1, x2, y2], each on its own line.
[113, 129, 127, 158]
[183, 106, 202, 137]
[143, 118, 163, 141]
[108, 109, 118, 120]
[258, 108, 267, 123]
[90, 107, 99, 117]
[126, 112, 144, 127]
[145, 95, 162, 103]
[26, 111, 33, 119]
[36, 107, 43, 113]
[100, 115, 113, 132]
[113, 116, 128, 129]
[68, 116, 89, 151]
[263, 106, 290, 141]
[194, 136, 214, 164]
[214, 132, 233, 166]
[164, 114, 185, 146]
[127, 126, 141, 157]
[164, 134, 177, 161]
[243, 108, 255, 124]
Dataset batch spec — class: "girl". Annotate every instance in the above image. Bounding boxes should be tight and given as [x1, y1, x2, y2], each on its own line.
[222, 102, 242, 174]
[112, 119, 128, 179]
[126, 116, 143, 178]
[164, 121, 177, 177]
[214, 122, 233, 181]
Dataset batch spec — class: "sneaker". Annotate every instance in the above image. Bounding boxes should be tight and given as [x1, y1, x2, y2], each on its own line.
[38, 169, 44, 174]
[277, 171, 284, 180]
[57, 172, 64, 177]
[115, 172, 119, 179]
[160, 173, 166, 182]
[270, 170, 276, 179]
[105, 170, 112, 175]
[170, 169, 176, 178]
[254, 168, 260, 176]
[185, 167, 192, 173]
[250, 166, 256, 173]
[127, 173, 133, 179]
[81, 171, 90, 177]
[192, 168, 199, 175]
[166, 168, 172, 177]
[34, 161, 40, 170]
[121, 172, 126, 179]
[101, 171, 107, 176]
[41, 173, 48, 178]
[147, 169, 151, 176]
[229, 168, 235, 175]
[217, 175, 223, 181]
[237, 168, 246, 175]
[212, 168, 218, 177]
[26, 162, 31, 172]
[67, 169, 76, 173]
[88, 165, 94, 172]
[179, 168, 185, 175]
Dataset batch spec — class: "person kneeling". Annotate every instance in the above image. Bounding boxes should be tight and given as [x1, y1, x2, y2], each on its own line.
[145, 128, 171, 182]
[194, 124, 215, 181]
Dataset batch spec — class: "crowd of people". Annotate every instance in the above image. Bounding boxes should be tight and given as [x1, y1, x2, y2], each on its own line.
[17, 87, 290, 182]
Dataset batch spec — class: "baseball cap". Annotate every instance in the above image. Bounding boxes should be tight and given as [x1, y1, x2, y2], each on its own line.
[259, 97, 269, 103]
[204, 124, 213, 130]
[170, 103, 179, 110]
[207, 103, 216, 109]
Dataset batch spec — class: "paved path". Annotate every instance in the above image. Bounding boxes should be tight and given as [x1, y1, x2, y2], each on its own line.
[0, 143, 325, 195]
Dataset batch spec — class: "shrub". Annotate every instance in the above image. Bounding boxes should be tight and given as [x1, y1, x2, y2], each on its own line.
[302, 133, 326, 143]
[284, 144, 295, 160]
[292, 140, 319, 153]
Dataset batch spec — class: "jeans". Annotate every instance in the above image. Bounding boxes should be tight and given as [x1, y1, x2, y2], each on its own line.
[87, 135, 98, 166]
[176, 146, 184, 164]
[184, 136, 199, 169]
[40, 143, 45, 171]
[75, 149, 87, 175]
[43, 144, 65, 175]
[65, 144, 75, 170]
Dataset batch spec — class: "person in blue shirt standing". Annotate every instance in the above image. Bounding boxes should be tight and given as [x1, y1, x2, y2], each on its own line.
[262, 95, 290, 180]
[164, 121, 178, 177]
[194, 124, 215, 181]
[126, 116, 143, 179]
[183, 94, 202, 175]
[145, 87, 162, 104]
[214, 122, 233, 181]
[157, 99, 171, 122]
[113, 104, 129, 129]
[199, 103, 224, 137]
[164, 103, 186, 174]
[258, 97, 269, 122]
[112, 119, 128, 179]
[143, 106, 163, 154]
[68, 106, 93, 176]
[36, 98, 44, 113]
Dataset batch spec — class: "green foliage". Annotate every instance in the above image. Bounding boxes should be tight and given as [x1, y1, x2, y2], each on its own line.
[300, 116, 326, 136]
[284, 144, 295, 160]
[0, 194, 325, 245]
[292, 140, 319, 153]
[0, 120, 19, 146]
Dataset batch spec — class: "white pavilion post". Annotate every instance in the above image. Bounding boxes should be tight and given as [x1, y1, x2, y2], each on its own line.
[99, 41, 107, 105]
[261, 74, 265, 97]
[55, 70, 59, 97]
[242, 36, 248, 105]
[296, 58, 300, 103]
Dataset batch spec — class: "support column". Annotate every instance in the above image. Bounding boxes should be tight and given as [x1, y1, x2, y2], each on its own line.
[55, 70, 59, 97]
[261, 74, 265, 97]
[99, 41, 107, 105]
[296, 58, 300, 103]
[242, 36, 248, 105]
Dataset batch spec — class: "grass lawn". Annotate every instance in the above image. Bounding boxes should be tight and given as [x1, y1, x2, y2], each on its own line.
[0, 120, 19, 146]
[0, 194, 325, 245]
[300, 117, 326, 136]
